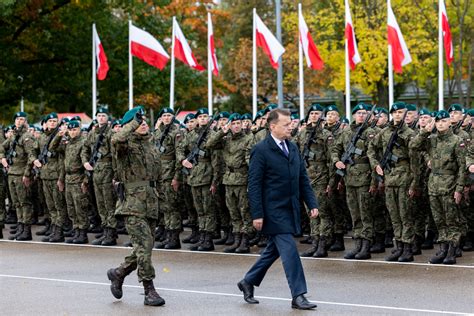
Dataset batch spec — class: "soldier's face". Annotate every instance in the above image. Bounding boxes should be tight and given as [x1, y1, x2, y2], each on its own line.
[269, 114, 292, 140]
[377, 114, 388, 126]
[290, 119, 299, 129]
[187, 119, 197, 130]
[260, 115, 268, 127]
[15, 117, 26, 128]
[162, 113, 173, 125]
[230, 120, 242, 134]
[218, 118, 229, 127]
[47, 119, 58, 130]
[353, 110, 367, 124]
[68, 127, 81, 138]
[392, 109, 406, 124]
[435, 118, 450, 132]
[242, 119, 251, 129]
[113, 125, 122, 132]
[197, 114, 209, 126]
[136, 119, 149, 135]
[449, 110, 463, 124]
[97, 113, 108, 125]
[326, 111, 339, 125]
[255, 118, 262, 127]
[419, 115, 431, 128]
[405, 111, 417, 124]
[308, 111, 322, 124]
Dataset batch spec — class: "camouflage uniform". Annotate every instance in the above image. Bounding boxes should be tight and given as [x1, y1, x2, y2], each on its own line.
[0, 131, 6, 228]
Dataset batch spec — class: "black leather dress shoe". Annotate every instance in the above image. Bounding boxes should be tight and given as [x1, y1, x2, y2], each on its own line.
[237, 279, 259, 304]
[291, 294, 317, 310]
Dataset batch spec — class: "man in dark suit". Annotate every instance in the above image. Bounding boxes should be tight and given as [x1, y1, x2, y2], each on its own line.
[237, 109, 319, 310]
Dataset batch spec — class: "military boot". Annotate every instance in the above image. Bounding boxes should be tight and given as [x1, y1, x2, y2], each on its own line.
[102, 228, 118, 246]
[249, 232, 261, 246]
[189, 231, 205, 251]
[107, 265, 136, 299]
[385, 240, 404, 261]
[355, 239, 371, 260]
[36, 219, 51, 236]
[384, 230, 394, 248]
[41, 224, 55, 242]
[198, 232, 215, 251]
[66, 229, 79, 243]
[143, 280, 165, 306]
[329, 233, 345, 251]
[462, 232, 473, 252]
[421, 230, 435, 249]
[300, 237, 319, 257]
[182, 225, 199, 244]
[49, 225, 65, 243]
[16, 224, 32, 241]
[430, 242, 449, 264]
[314, 236, 328, 258]
[154, 225, 165, 242]
[442, 242, 457, 265]
[9, 223, 23, 240]
[214, 226, 230, 245]
[0, 222, 3, 239]
[155, 230, 171, 249]
[299, 235, 313, 244]
[344, 238, 362, 259]
[225, 228, 235, 246]
[412, 236, 423, 255]
[92, 227, 107, 245]
[398, 243, 414, 262]
[9, 225, 18, 234]
[224, 233, 242, 253]
[235, 233, 250, 254]
[164, 230, 181, 249]
[369, 233, 385, 253]
[73, 229, 89, 244]
[5, 210, 17, 224]
[257, 234, 268, 247]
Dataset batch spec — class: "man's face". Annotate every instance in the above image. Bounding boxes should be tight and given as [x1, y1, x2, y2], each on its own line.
[392, 109, 406, 124]
[436, 118, 451, 132]
[377, 114, 388, 126]
[405, 111, 417, 124]
[97, 113, 108, 125]
[187, 119, 197, 130]
[34, 131, 41, 139]
[418, 115, 431, 128]
[326, 111, 339, 125]
[308, 111, 322, 124]
[68, 127, 81, 138]
[242, 119, 251, 129]
[353, 110, 367, 124]
[113, 125, 122, 132]
[47, 118, 58, 130]
[255, 118, 262, 128]
[450, 110, 463, 124]
[260, 114, 268, 127]
[161, 113, 173, 125]
[15, 117, 26, 129]
[230, 120, 242, 134]
[290, 119, 299, 130]
[269, 114, 292, 140]
[197, 114, 209, 127]
[218, 117, 229, 127]
[135, 117, 149, 135]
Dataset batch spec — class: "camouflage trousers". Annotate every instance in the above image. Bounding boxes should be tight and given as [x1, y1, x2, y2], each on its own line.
[225, 185, 254, 234]
[429, 194, 461, 244]
[159, 180, 181, 230]
[370, 192, 387, 235]
[121, 215, 156, 282]
[65, 182, 89, 230]
[191, 184, 216, 232]
[385, 186, 414, 244]
[42, 179, 67, 228]
[412, 190, 431, 238]
[183, 183, 197, 226]
[310, 184, 330, 238]
[213, 184, 230, 228]
[94, 181, 117, 229]
[0, 177, 6, 223]
[327, 189, 347, 235]
[8, 175, 33, 224]
[466, 190, 474, 234]
[346, 185, 373, 241]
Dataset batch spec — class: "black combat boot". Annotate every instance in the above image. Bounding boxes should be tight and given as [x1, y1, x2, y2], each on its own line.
[384, 230, 394, 248]
[355, 239, 371, 260]
[300, 235, 313, 244]
[257, 234, 268, 247]
[164, 230, 181, 249]
[9, 223, 23, 240]
[235, 233, 250, 254]
[412, 235, 423, 255]
[198, 232, 215, 251]
[107, 265, 136, 299]
[5, 210, 17, 224]
[66, 229, 79, 243]
[73, 229, 88, 244]
[16, 224, 32, 241]
[249, 232, 261, 246]
[0, 222, 3, 239]
[49, 225, 65, 243]
[430, 242, 449, 264]
[41, 224, 55, 242]
[344, 238, 362, 259]
[421, 230, 435, 249]
[385, 240, 404, 261]
[35, 219, 51, 236]
[189, 231, 205, 251]
[224, 233, 242, 253]
[214, 226, 230, 245]
[462, 232, 473, 252]
[442, 242, 457, 265]
[300, 237, 319, 257]
[225, 228, 235, 246]
[314, 236, 328, 258]
[154, 225, 165, 242]
[398, 243, 414, 262]
[182, 225, 199, 244]
[9, 225, 17, 235]
[143, 280, 165, 306]
[102, 228, 118, 246]
[92, 227, 107, 245]
[155, 230, 170, 249]
[329, 233, 345, 251]
[370, 233, 385, 253]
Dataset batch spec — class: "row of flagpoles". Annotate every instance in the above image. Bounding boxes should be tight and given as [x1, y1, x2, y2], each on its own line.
[92, 1, 454, 119]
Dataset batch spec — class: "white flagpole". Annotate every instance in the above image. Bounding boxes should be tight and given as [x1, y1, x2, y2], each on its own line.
[345, 39, 351, 121]
[252, 9, 257, 118]
[208, 12, 213, 115]
[438, 0, 444, 111]
[128, 20, 133, 110]
[169, 17, 176, 110]
[298, 3, 304, 120]
[388, 45, 394, 108]
[92, 23, 97, 119]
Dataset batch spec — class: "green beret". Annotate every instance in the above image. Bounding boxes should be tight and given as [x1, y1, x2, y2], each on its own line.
[29, 124, 35, 128]
[71, 115, 82, 122]
[35, 126, 42, 132]
[308, 103, 324, 113]
[291, 113, 299, 120]
[184, 113, 195, 124]
[430, 111, 438, 118]
[435, 110, 450, 121]
[418, 108, 431, 116]
[158, 107, 174, 118]
[111, 119, 121, 128]
[96, 107, 109, 115]
[241, 113, 252, 120]
[390, 101, 406, 113]
[351, 103, 367, 115]
[67, 120, 81, 129]
[406, 104, 417, 112]
[325, 105, 339, 113]
[254, 110, 265, 121]
[195, 108, 209, 116]
[228, 113, 242, 123]
[61, 117, 70, 124]
[447, 104, 463, 113]
[467, 109, 474, 116]
[341, 117, 349, 124]
[13, 111, 27, 120]
[263, 103, 278, 115]
[121, 106, 145, 126]
[217, 111, 230, 119]
[45, 112, 58, 121]
[375, 107, 388, 115]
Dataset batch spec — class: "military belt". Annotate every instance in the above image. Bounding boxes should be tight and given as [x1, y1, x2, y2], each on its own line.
[160, 155, 175, 161]
[198, 158, 211, 162]
[353, 157, 370, 164]
[431, 170, 456, 176]
[124, 180, 157, 190]
[227, 166, 247, 173]
[98, 157, 112, 163]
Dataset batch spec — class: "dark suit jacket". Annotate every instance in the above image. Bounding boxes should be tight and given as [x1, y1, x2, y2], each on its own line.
[247, 135, 319, 235]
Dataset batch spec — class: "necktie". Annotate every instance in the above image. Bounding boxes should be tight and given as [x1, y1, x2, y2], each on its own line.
[280, 141, 289, 157]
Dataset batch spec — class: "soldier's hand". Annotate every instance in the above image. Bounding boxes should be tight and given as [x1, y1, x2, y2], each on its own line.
[335, 161, 346, 170]
[1, 158, 8, 168]
[337, 181, 344, 192]
[310, 208, 319, 218]
[469, 165, 474, 173]
[424, 119, 435, 132]
[22, 176, 31, 188]
[221, 123, 230, 134]
[253, 218, 263, 231]
[58, 129, 66, 136]
[84, 162, 94, 171]
[375, 165, 384, 176]
[57, 180, 65, 192]
[454, 191, 462, 205]
[210, 184, 217, 195]
[81, 182, 88, 194]
[33, 159, 42, 168]
[182, 159, 193, 169]
[155, 118, 162, 130]
[369, 186, 377, 195]
[171, 178, 180, 192]
[408, 189, 417, 199]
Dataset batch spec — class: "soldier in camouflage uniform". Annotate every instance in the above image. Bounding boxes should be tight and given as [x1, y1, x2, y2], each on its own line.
[462, 109, 474, 251]
[0, 126, 6, 239]
[241, 113, 253, 135]
[410, 110, 466, 265]
[253, 104, 277, 145]
[0, 112, 37, 241]
[107, 106, 165, 306]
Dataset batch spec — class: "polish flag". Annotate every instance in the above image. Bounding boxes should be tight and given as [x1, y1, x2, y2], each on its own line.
[173, 20, 205, 71]
[441, 0, 454, 66]
[255, 13, 285, 69]
[345, 0, 361, 70]
[387, 0, 412, 73]
[298, 10, 324, 70]
[130, 24, 170, 70]
[93, 27, 109, 80]
[208, 14, 219, 76]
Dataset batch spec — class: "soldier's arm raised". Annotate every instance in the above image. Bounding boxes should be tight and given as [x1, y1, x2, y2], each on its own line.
[111, 120, 139, 150]
[49, 133, 64, 153]
[205, 129, 226, 149]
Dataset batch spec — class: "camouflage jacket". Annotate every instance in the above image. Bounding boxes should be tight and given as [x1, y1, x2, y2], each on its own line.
[37, 129, 62, 180]
[153, 123, 182, 182]
[252, 127, 269, 146]
[50, 133, 86, 184]
[0, 127, 37, 177]
[81, 124, 114, 184]
[111, 120, 160, 219]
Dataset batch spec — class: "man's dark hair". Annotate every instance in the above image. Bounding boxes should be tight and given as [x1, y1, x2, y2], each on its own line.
[267, 108, 290, 125]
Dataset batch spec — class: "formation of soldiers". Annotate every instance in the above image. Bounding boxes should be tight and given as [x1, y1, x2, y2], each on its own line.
[0, 102, 473, 266]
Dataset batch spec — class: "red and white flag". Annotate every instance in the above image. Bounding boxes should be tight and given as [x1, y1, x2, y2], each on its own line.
[440, 0, 453, 65]
[255, 13, 285, 69]
[208, 14, 219, 76]
[93, 27, 109, 80]
[345, 0, 361, 70]
[130, 24, 170, 70]
[173, 20, 205, 71]
[387, 0, 412, 73]
[298, 10, 324, 70]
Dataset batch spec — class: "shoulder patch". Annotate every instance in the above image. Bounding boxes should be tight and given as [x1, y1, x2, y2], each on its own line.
[460, 143, 465, 148]
[368, 134, 375, 139]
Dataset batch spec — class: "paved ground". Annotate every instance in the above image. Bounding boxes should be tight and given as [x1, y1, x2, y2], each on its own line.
[1, 226, 473, 315]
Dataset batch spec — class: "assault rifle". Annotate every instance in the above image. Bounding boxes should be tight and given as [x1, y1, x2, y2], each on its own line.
[376, 109, 409, 184]
[302, 117, 325, 168]
[86, 124, 108, 178]
[156, 108, 180, 153]
[4, 124, 25, 174]
[33, 122, 63, 177]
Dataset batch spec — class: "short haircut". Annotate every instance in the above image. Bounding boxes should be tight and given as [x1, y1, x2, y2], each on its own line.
[267, 108, 290, 125]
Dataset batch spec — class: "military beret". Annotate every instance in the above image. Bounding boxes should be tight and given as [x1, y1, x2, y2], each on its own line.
[341, 117, 350, 124]
[111, 119, 121, 128]
[71, 115, 82, 122]
[390, 101, 406, 113]
[217, 111, 230, 119]
[291, 113, 299, 120]
[447, 104, 463, 112]
[228, 113, 242, 123]
[263, 104, 278, 115]
[435, 110, 450, 121]
[430, 111, 438, 118]
[195, 108, 209, 117]
[241, 113, 252, 121]
[121, 106, 145, 126]
[13, 111, 27, 120]
[467, 109, 474, 116]
[96, 107, 109, 115]
[325, 105, 339, 113]
[254, 110, 265, 121]
[61, 117, 70, 124]
[406, 104, 417, 112]
[184, 113, 195, 124]
[67, 120, 81, 129]
[34, 126, 42, 132]
[158, 107, 174, 118]
[418, 108, 431, 116]
[375, 107, 388, 115]
[351, 103, 367, 115]
[45, 112, 58, 121]
[308, 103, 324, 113]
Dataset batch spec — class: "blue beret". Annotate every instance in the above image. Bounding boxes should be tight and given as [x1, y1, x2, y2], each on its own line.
[241, 113, 252, 120]
[67, 120, 81, 129]
[263, 104, 278, 115]
[390, 101, 406, 113]
[351, 103, 367, 115]
[448, 104, 463, 112]
[121, 106, 145, 126]
[308, 103, 324, 113]
[418, 108, 431, 116]
[158, 107, 174, 118]
[406, 104, 417, 112]
[13, 111, 27, 120]
[45, 112, 58, 121]
[341, 117, 349, 124]
[228, 113, 242, 123]
[435, 110, 450, 121]
[195, 108, 209, 116]
[291, 113, 299, 120]
[375, 107, 388, 115]
[71, 115, 82, 122]
[96, 107, 109, 115]
[217, 111, 230, 119]
[184, 113, 195, 124]
[325, 105, 339, 113]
